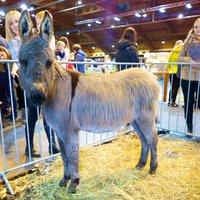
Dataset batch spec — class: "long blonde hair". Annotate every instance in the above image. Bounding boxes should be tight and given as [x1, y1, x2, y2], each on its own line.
[5, 10, 21, 42]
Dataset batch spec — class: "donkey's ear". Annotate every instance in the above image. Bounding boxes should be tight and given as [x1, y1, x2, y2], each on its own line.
[19, 10, 33, 42]
[40, 11, 53, 43]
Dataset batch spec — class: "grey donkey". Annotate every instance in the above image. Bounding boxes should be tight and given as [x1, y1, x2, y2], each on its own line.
[18, 10, 160, 193]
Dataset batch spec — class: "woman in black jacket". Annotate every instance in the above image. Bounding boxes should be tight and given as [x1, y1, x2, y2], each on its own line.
[116, 27, 139, 71]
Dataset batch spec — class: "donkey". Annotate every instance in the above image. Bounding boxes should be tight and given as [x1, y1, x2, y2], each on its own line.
[18, 10, 160, 193]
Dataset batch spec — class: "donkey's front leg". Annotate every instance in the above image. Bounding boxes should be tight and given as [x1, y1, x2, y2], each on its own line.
[57, 136, 70, 187]
[62, 128, 80, 194]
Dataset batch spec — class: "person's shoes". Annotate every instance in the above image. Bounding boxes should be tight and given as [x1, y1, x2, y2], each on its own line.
[25, 147, 41, 157]
[171, 102, 178, 107]
[186, 132, 193, 138]
[49, 145, 60, 155]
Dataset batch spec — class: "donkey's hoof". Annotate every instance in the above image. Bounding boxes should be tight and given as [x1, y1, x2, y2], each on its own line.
[59, 178, 68, 187]
[68, 184, 77, 194]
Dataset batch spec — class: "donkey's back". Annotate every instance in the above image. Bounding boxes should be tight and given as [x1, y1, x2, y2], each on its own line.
[71, 68, 160, 132]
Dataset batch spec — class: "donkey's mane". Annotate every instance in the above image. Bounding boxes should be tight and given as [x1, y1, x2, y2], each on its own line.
[54, 60, 68, 80]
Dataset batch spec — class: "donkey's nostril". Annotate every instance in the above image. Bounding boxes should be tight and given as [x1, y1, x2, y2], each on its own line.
[30, 91, 46, 106]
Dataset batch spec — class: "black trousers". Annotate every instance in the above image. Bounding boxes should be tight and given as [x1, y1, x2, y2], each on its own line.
[168, 74, 180, 103]
[25, 103, 56, 148]
[181, 79, 200, 130]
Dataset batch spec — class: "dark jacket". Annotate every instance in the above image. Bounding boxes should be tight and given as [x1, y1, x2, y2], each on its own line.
[116, 39, 139, 70]
[74, 49, 85, 73]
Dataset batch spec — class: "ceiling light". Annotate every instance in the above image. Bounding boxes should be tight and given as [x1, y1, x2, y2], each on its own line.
[161, 41, 165, 44]
[87, 23, 91, 27]
[92, 47, 95, 49]
[1, 0, 6, 2]
[159, 8, 166, 13]
[20, 4, 28, 10]
[143, 14, 147, 17]
[186, 3, 192, 9]
[66, 32, 70, 35]
[28, 7, 34, 11]
[111, 45, 115, 48]
[135, 13, 141, 17]
[178, 14, 183, 19]
[0, 10, 5, 16]
[95, 20, 102, 24]
[77, 1, 82, 5]
[114, 16, 120, 21]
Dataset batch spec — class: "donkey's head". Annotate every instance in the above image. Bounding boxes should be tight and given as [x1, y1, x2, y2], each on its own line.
[19, 10, 55, 107]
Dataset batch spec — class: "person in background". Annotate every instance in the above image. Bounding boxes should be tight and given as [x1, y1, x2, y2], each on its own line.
[0, 36, 18, 126]
[67, 52, 75, 70]
[166, 40, 183, 107]
[116, 27, 139, 71]
[5, 11, 24, 115]
[72, 43, 86, 73]
[59, 36, 70, 63]
[177, 18, 200, 136]
[102, 54, 112, 73]
[55, 41, 66, 61]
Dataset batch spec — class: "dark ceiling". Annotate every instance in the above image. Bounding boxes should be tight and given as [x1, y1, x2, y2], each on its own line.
[0, 0, 200, 55]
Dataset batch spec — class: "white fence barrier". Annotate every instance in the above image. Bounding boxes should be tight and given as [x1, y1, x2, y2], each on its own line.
[0, 60, 199, 195]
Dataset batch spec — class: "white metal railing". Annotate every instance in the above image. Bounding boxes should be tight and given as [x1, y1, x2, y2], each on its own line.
[0, 60, 199, 195]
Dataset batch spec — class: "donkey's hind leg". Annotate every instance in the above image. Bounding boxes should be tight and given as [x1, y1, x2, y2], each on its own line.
[131, 121, 149, 169]
[134, 112, 158, 174]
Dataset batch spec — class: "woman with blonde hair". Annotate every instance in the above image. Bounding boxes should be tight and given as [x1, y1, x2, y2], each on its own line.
[177, 18, 200, 136]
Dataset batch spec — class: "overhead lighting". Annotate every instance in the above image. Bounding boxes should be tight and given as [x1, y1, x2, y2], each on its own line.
[135, 13, 141, 17]
[186, 3, 192, 9]
[114, 16, 120, 21]
[178, 14, 183, 19]
[28, 7, 34, 11]
[87, 23, 91, 27]
[0, 10, 5, 16]
[161, 41, 165, 44]
[1, 0, 6, 2]
[20, 4, 28, 10]
[111, 45, 115, 48]
[92, 47, 95, 49]
[95, 20, 102, 24]
[66, 32, 70, 35]
[159, 8, 166, 13]
[77, 1, 82, 5]
[143, 14, 147, 17]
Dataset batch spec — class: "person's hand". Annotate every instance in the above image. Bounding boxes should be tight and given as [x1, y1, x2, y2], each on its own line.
[11, 70, 17, 78]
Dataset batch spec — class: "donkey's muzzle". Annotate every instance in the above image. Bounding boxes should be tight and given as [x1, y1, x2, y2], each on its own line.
[30, 83, 46, 106]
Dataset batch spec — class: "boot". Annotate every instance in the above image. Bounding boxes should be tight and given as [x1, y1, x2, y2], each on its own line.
[25, 146, 41, 157]
[43, 119, 59, 154]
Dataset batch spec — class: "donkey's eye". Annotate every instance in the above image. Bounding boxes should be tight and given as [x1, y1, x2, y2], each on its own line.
[46, 59, 52, 68]
[20, 59, 27, 66]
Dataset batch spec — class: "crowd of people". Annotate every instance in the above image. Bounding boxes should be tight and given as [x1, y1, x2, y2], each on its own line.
[0, 9, 200, 157]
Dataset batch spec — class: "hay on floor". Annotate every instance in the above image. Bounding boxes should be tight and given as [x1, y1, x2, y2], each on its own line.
[1, 134, 200, 200]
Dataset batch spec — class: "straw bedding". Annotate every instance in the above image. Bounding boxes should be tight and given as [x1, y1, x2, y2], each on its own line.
[1, 134, 200, 200]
